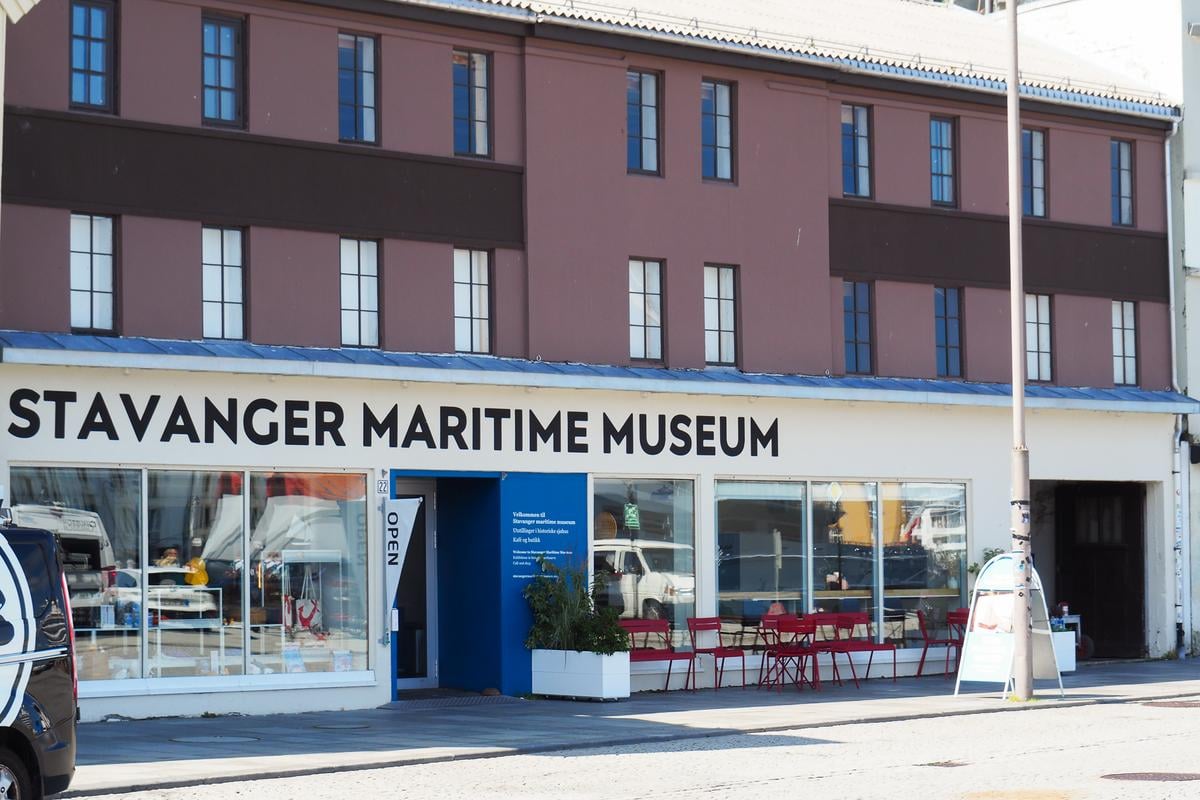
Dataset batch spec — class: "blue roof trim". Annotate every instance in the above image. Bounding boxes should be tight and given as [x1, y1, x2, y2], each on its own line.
[1, 332, 1195, 411]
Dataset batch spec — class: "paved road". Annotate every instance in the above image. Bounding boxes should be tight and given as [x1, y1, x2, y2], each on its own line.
[75, 698, 1200, 799]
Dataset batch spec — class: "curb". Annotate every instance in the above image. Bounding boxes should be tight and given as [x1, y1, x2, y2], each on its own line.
[62, 687, 1200, 798]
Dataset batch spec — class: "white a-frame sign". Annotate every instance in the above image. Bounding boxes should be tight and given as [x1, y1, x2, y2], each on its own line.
[954, 553, 1063, 698]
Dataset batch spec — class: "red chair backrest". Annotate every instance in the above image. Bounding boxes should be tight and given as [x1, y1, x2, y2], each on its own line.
[807, 611, 841, 641]
[776, 616, 816, 643]
[619, 618, 671, 649]
[916, 609, 933, 640]
[687, 617, 721, 633]
[836, 612, 871, 640]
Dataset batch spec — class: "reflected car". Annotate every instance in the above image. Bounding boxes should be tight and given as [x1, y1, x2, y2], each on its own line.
[592, 540, 695, 620]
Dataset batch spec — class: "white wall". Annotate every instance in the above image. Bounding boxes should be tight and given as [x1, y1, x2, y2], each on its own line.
[0, 363, 1180, 713]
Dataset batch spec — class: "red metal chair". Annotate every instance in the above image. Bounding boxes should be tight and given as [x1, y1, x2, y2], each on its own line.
[830, 612, 897, 687]
[772, 616, 819, 691]
[806, 611, 844, 686]
[916, 609, 963, 677]
[619, 618, 695, 691]
[686, 617, 746, 690]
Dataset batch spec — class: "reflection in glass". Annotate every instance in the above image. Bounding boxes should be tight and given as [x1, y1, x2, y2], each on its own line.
[811, 482, 876, 616]
[10, 467, 143, 680]
[715, 482, 806, 644]
[880, 483, 966, 646]
[592, 479, 694, 643]
[147, 471, 244, 677]
[248, 474, 368, 675]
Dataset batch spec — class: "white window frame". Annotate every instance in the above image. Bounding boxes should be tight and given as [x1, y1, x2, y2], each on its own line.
[453, 248, 491, 354]
[1023, 128, 1046, 218]
[70, 213, 115, 332]
[1025, 293, 1052, 382]
[1112, 300, 1137, 386]
[340, 238, 380, 347]
[704, 264, 737, 366]
[202, 226, 244, 340]
[628, 258, 663, 361]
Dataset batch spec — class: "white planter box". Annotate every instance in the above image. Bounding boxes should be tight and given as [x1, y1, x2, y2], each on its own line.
[1052, 630, 1076, 672]
[531, 649, 630, 700]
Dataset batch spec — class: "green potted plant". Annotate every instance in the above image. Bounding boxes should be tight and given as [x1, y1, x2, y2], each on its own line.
[524, 557, 630, 700]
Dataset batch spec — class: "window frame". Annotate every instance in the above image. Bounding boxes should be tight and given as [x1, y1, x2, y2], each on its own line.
[843, 279, 874, 375]
[201, 225, 246, 341]
[841, 103, 873, 199]
[1111, 138, 1135, 227]
[703, 263, 738, 366]
[700, 78, 736, 183]
[201, 12, 247, 129]
[453, 247, 492, 354]
[69, 212, 118, 335]
[628, 257, 666, 363]
[452, 48, 493, 159]
[929, 115, 958, 208]
[934, 285, 964, 379]
[1112, 299, 1138, 386]
[626, 68, 663, 176]
[337, 31, 380, 145]
[1022, 127, 1048, 219]
[1025, 292, 1054, 383]
[68, 0, 118, 113]
[339, 238, 381, 348]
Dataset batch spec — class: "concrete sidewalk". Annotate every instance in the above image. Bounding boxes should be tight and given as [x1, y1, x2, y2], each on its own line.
[65, 660, 1200, 798]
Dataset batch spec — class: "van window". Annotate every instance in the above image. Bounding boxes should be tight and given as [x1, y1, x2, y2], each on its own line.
[622, 552, 642, 574]
[10, 539, 56, 618]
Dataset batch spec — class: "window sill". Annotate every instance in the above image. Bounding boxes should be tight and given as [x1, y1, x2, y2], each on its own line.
[627, 169, 663, 178]
[453, 151, 494, 161]
[79, 670, 378, 698]
[701, 177, 737, 186]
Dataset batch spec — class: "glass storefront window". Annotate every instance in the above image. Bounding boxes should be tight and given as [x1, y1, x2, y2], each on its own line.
[881, 482, 967, 646]
[10, 467, 143, 680]
[248, 473, 369, 675]
[593, 479, 695, 642]
[715, 481, 806, 639]
[147, 471, 244, 677]
[812, 481, 877, 616]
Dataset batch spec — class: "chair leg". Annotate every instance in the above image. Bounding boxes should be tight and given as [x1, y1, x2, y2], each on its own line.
[865, 651, 875, 682]
[892, 649, 897, 682]
[741, 655, 746, 688]
[917, 643, 930, 677]
[714, 656, 722, 691]
[847, 653, 860, 689]
[666, 660, 674, 691]
[944, 642, 952, 678]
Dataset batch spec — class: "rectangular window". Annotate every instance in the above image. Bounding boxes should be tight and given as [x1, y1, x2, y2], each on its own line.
[1026, 293, 1053, 381]
[880, 482, 967, 646]
[716, 482, 807, 635]
[202, 15, 244, 126]
[1112, 300, 1137, 386]
[453, 248, 490, 353]
[841, 104, 871, 197]
[1022, 129, 1047, 217]
[626, 70, 660, 174]
[934, 286, 962, 378]
[202, 227, 244, 340]
[700, 80, 733, 180]
[453, 50, 490, 157]
[10, 468, 371, 682]
[629, 258, 663, 361]
[1111, 139, 1134, 226]
[843, 280, 872, 374]
[70, 213, 114, 332]
[930, 116, 956, 207]
[338, 33, 377, 143]
[703, 264, 736, 365]
[593, 479, 695, 640]
[340, 239, 379, 347]
[70, 0, 115, 111]
[812, 481, 877, 616]
[10, 467, 143, 680]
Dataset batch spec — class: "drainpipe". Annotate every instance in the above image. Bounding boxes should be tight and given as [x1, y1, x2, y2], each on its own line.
[1166, 121, 1192, 656]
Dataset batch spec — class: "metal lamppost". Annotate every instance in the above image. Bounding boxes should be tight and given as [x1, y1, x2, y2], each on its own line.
[1006, 0, 1034, 701]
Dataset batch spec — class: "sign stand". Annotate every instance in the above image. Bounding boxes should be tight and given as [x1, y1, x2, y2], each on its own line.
[954, 553, 1063, 699]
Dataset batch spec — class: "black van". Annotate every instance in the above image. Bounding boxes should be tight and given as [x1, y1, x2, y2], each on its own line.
[0, 514, 77, 798]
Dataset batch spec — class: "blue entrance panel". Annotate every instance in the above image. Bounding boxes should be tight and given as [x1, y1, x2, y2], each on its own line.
[498, 472, 588, 696]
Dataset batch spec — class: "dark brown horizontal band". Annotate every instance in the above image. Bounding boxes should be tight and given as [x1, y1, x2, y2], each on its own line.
[829, 199, 1169, 302]
[2, 108, 525, 249]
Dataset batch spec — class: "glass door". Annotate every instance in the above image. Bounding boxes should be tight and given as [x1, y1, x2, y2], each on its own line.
[393, 483, 438, 691]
